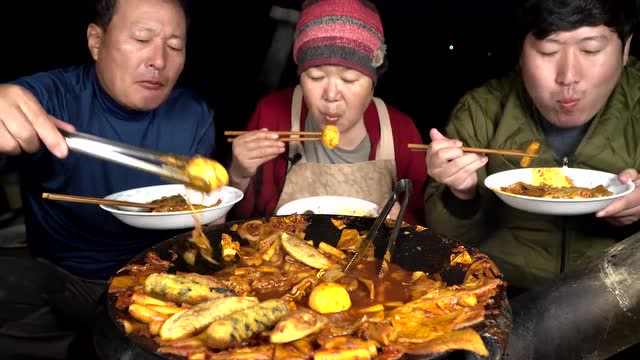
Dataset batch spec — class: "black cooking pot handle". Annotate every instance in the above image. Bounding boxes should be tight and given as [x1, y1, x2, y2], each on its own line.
[506, 230, 640, 360]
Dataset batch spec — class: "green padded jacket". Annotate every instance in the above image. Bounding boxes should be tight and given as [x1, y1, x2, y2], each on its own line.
[424, 57, 640, 289]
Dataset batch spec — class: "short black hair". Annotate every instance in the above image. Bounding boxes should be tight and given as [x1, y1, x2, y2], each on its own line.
[94, 0, 190, 30]
[516, 0, 637, 44]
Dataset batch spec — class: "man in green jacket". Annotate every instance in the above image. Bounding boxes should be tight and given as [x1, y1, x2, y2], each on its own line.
[423, 0, 640, 291]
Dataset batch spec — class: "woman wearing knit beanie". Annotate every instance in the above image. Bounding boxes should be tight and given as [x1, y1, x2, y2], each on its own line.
[228, 0, 427, 225]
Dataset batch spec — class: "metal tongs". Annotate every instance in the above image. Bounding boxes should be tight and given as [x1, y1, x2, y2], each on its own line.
[343, 178, 413, 278]
[61, 129, 212, 193]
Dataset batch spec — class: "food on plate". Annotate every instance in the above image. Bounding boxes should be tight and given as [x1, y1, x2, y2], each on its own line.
[109, 215, 503, 359]
[321, 125, 340, 149]
[501, 182, 613, 199]
[499, 168, 613, 199]
[519, 141, 540, 167]
[149, 194, 222, 212]
[532, 167, 574, 187]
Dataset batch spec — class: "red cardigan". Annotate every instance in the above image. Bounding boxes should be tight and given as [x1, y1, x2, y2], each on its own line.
[231, 87, 427, 225]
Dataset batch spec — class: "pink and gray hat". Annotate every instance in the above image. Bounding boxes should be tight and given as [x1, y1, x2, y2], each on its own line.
[293, 0, 387, 83]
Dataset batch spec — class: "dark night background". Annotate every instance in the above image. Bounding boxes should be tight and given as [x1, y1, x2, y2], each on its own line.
[0, 1, 638, 162]
[1, 3, 640, 358]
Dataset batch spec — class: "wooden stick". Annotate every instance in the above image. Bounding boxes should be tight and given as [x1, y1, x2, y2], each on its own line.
[408, 144, 538, 157]
[224, 130, 321, 136]
[279, 137, 322, 142]
[227, 137, 322, 143]
[42, 192, 158, 209]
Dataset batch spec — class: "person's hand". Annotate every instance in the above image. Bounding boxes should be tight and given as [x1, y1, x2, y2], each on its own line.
[0, 84, 75, 158]
[596, 169, 640, 226]
[229, 129, 285, 181]
[425, 128, 488, 200]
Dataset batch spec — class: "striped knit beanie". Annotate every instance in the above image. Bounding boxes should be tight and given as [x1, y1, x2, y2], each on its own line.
[293, 0, 386, 83]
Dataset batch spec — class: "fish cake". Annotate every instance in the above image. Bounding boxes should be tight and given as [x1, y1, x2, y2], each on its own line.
[144, 273, 233, 305]
[206, 298, 290, 349]
[159, 296, 259, 341]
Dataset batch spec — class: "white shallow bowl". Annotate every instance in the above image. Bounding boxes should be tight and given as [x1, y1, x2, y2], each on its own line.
[100, 184, 244, 230]
[484, 167, 635, 216]
[276, 196, 379, 217]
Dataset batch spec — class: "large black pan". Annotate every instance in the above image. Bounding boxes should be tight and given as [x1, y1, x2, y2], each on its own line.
[106, 214, 511, 360]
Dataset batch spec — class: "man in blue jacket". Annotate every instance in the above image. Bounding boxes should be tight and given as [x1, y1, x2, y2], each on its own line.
[0, 0, 215, 358]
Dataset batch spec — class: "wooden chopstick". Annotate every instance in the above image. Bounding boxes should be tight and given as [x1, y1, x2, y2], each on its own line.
[278, 137, 322, 142]
[407, 144, 538, 157]
[224, 130, 321, 136]
[42, 192, 159, 209]
[225, 130, 324, 143]
[227, 137, 322, 143]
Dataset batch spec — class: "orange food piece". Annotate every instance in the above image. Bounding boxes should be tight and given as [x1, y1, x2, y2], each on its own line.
[185, 156, 229, 192]
[321, 125, 340, 149]
[531, 168, 574, 187]
[520, 141, 540, 167]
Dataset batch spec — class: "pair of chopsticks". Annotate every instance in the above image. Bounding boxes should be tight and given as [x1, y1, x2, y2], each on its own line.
[224, 130, 321, 143]
[407, 144, 538, 158]
[42, 192, 158, 209]
[225, 131, 536, 158]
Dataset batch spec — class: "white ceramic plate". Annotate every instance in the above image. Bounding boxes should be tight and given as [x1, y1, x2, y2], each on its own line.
[100, 184, 244, 230]
[276, 196, 379, 217]
[484, 167, 635, 216]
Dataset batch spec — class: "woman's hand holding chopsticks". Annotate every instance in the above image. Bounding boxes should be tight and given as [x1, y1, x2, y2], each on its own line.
[225, 130, 322, 143]
[225, 126, 341, 191]
[227, 129, 285, 192]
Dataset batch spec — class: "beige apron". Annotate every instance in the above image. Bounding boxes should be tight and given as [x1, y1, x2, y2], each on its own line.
[275, 85, 397, 211]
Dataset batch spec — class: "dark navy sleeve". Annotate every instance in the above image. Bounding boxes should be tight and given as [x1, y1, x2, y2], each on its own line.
[194, 106, 215, 158]
[7, 71, 62, 114]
